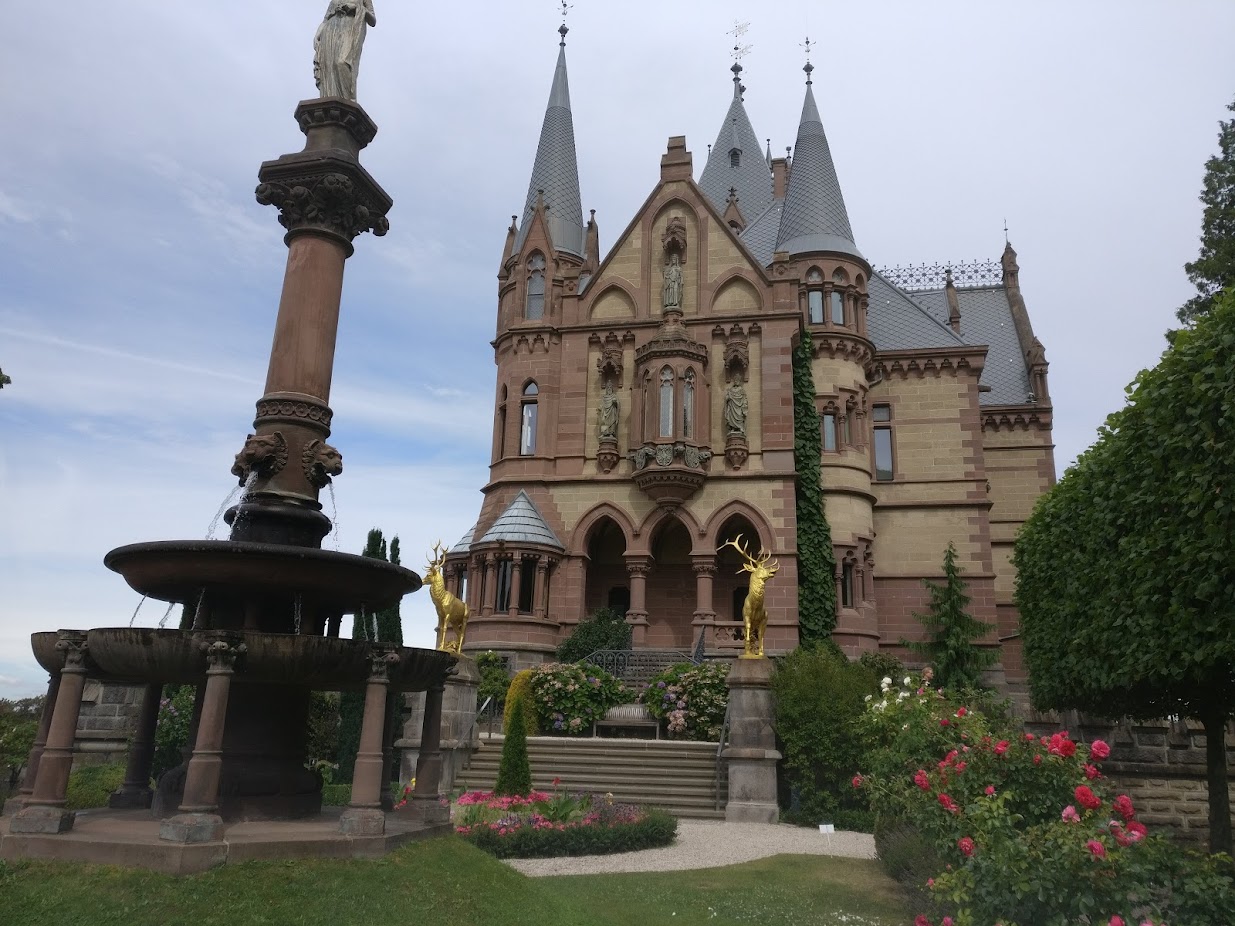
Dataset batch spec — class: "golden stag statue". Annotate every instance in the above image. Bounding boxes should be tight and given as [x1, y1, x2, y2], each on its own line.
[718, 534, 779, 659]
[426, 541, 469, 653]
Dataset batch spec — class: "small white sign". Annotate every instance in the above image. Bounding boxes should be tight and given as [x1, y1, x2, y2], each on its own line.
[819, 823, 835, 834]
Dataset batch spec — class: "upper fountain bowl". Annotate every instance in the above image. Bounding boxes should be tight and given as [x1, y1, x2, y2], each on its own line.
[104, 540, 421, 614]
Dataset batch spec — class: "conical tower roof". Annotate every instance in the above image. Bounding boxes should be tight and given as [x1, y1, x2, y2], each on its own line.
[775, 64, 862, 260]
[515, 25, 584, 258]
[699, 64, 773, 222]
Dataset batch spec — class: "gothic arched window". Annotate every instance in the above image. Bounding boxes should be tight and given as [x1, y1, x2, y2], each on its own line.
[520, 382, 539, 455]
[525, 253, 546, 320]
[682, 368, 696, 438]
[659, 367, 674, 438]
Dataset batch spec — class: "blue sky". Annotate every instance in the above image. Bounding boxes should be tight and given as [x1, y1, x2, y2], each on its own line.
[1, 1, 1232, 698]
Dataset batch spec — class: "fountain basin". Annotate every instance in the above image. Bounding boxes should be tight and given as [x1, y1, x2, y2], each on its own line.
[65, 628, 455, 692]
[104, 540, 421, 614]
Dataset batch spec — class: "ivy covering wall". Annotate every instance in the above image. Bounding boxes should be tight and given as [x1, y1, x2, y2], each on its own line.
[792, 329, 837, 644]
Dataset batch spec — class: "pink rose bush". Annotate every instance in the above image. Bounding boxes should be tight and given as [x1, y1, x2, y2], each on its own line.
[855, 675, 1235, 925]
[452, 782, 676, 859]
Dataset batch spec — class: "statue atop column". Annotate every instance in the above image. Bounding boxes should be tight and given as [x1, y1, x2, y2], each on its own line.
[313, 0, 377, 101]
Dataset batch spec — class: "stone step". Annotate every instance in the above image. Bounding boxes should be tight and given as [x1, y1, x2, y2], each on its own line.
[458, 735, 727, 820]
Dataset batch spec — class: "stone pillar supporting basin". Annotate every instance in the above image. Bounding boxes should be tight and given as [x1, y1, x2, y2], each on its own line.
[109, 682, 162, 810]
[398, 655, 479, 794]
[3, 673, 58, 816]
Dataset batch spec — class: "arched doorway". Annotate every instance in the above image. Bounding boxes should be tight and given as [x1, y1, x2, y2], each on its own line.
[645, 516, 694, 649]
[584, 518, 628, 619]
[716, 514, 762, 643]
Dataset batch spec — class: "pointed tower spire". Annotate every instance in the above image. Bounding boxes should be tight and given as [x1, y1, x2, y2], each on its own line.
[775, 42, 862, 260]
[699, 50, 773, 220]
[514, 22, 584, 258]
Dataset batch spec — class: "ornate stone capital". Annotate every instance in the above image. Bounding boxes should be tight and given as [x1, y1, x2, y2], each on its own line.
[625, 560, 651, 578]
[54, 632, 89, 671]
[295, 98, 378, 149]
[201, 638, 247, 672]
[692, 563, 717, 578]
[256, 171, 389, 243]
[366, 647, 401, 682]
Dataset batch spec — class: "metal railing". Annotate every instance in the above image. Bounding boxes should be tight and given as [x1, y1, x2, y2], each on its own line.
[581, 649, 697, 685]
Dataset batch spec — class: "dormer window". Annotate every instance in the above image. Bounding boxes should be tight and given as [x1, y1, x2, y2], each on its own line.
[730, 148, 741, 168]
[525, 253, 546, 320]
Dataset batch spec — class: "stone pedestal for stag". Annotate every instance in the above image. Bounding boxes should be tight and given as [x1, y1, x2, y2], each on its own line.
[398, 655, 479, 795]
[722, 657, 781, 823]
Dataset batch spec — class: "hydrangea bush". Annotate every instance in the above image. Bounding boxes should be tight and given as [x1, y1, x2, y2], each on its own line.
[857, 676, 1235, 926]
[528, 663, 627, 736]
[640, 661, 730, 741]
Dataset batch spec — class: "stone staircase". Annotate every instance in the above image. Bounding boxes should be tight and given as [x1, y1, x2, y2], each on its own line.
[457, 734, 727, 820]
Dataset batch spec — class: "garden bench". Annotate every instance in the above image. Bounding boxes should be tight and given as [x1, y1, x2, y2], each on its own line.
[594, 702, 661, 739]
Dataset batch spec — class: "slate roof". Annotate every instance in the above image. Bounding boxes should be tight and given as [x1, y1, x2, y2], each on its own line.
[699, 68, 774, 223]
[867, 271, 965, 351]
[775, 78, 861, 260]
[449, 524, 476, 556]
[514, 32, 584, 258]
[906, 286, 1033, 406]
[478, 491, 564, 550]
[739, 198, 784, 267]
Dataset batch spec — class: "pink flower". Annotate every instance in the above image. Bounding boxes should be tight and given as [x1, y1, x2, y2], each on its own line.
[1048, 732, 1077, 757]
[926, 878, 935, 887]
[1025, 732, 1037, 741]
[1062, 805, 1081, 823]
[1089, 739, 1111, 761]
[955, 761, 967, 773]
[1084, 764, 1100, 780]
[852, 775, 863, 788]
[940, 718, 951, 727]
[956, 707, 968, 717]
[1087, 839, 1107, 859]
[943, 919, 954, 926]
[985, 785, 996, 796]
[914, 916, 933, 926]
[1112, 794, 1135, 821]
[957, 836, 975, 857]
[1075, 785, 1102, 811]
[914, 769, 931, 790]
[1033, 754, 1042, 765]
[994, 739, 1010, 756]
[1109, 917, 1125, 926]
[937, 793, 960, 814]
[1127, 820, 1148, 841]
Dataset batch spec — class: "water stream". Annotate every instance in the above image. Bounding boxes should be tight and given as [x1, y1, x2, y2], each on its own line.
[128, 596, 148, 627]
[205, 483, 242, 539]
[156, 601, 176, 629]
[326, 482, 340, 551]
[293, 594, 302, 635]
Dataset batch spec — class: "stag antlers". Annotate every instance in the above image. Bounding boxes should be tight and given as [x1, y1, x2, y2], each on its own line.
[426, 539, 447, 573]
[717, 534, 779, 574]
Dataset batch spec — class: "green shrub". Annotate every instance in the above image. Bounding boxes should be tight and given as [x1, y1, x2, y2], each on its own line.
[858, 650, 905, 684]
[306, 691, 340, 768]
[494, 694, 533, 796]
[151, 685, 194, 782]
[65, 763, 124, 810]
[475, 651, 510, 715]
[320, 782, 351, 806]
[529, 663, 627, 736]
[773, 646, 876, 826]
[641, 662, 730, 741]
[556, 608, 632, 663]
[504, 670, 539, 735]
[873, 817, 944, 915]
[460, 806, 677, 859]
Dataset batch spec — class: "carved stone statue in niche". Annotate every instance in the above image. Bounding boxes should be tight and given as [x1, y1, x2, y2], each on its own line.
[724, 378, 749, 435]
[661, 253, 683, 310]
[313, 0, 377, 101]
[597, 380, 619, 440]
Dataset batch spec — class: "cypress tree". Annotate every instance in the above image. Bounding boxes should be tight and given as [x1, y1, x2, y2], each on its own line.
[493, 693, 533, 796]
[1176, 97, 1235, 327]
[904, 542, 996, 691]
[376, 536, 403, 645]
[792, 328, 837, 644]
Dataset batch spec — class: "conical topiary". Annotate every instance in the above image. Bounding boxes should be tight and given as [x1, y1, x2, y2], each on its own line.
[494, 693, 533, 796]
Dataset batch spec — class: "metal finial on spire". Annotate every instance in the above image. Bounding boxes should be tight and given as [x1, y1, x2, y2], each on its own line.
[558, 1, 572, 45]
[801, 36, 814, 84]
[729, 21, 752, 63]
[1003, 217, 1009, 244]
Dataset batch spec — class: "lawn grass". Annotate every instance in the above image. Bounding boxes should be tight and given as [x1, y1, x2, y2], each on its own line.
[0, 837, 910, 926]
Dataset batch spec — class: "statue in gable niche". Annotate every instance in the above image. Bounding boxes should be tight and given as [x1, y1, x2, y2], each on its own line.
[724, 378, 748, 435]
[597, 380, 619, 440]
[661, 253, 683, 310]
[313, 0, 377, 101]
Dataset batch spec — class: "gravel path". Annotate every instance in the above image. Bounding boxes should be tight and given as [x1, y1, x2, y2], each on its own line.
[505, 820, 876, 877]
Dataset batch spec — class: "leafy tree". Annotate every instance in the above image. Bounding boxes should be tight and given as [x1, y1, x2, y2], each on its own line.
[493, 693, 533, 796]
[1016, 288, 1235, 853]
[0, 367, 10, 389]
[902, 543, 997, 691]
[0, 697, 43, 790]
[556, 607, 631, 663]
[475, 651, 511, 716]
[1178, 97, 1235, 326]
[792, 329, 837, 643]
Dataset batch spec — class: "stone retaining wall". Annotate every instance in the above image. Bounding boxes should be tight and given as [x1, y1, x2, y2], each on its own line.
[74, 680, 145, 766]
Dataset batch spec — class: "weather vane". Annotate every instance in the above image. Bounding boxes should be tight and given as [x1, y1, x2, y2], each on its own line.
[801, 36, 814, 63]
[559, 1, 572, 25]
[729, 21, 752, 63]
[1003, 217, 1010, 244]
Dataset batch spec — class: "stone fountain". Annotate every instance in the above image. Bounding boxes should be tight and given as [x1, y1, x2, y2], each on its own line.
[0, 4, 456, 873]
